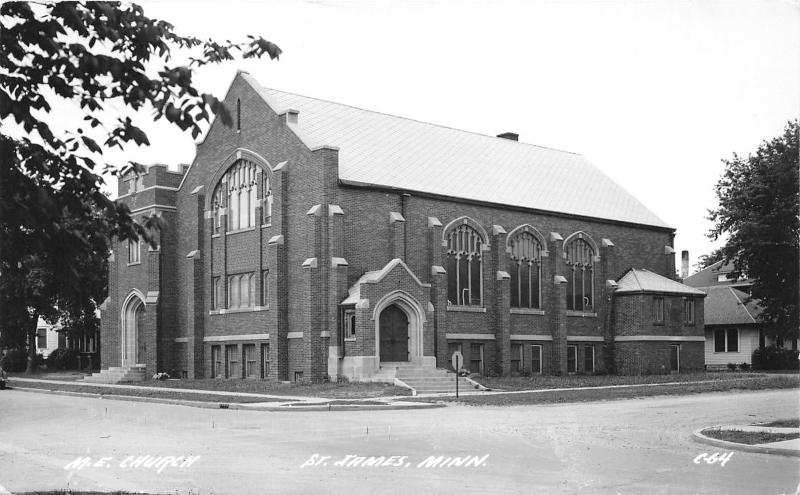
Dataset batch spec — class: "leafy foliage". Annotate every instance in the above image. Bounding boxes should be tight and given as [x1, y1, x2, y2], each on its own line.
[47, 347, 80, 370]
[751, 345, 800, 371]
[695, 248, 725, 271]
[0, 2, 280, 370]
[708, 120, 799, 339]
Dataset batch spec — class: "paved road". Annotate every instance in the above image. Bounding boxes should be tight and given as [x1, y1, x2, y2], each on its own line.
[1, 388, 798, 494]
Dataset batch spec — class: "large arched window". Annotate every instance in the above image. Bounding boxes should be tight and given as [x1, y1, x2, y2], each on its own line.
[212, 160, 271, 233]
[565, 235, 595, 312]
[509, 231, 542, 309]
[446, 223, 483, 306]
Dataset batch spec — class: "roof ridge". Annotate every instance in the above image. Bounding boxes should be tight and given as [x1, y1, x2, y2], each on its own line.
[729, 287, 757, 324]
[253, 81, 584, 157]
[630, 269, 643, 290]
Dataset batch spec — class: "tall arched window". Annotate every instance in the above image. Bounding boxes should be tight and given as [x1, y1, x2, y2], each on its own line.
[211, 160, 268, 233]
[565, 236, 595, 312]
[510, 231, 542, 309]
[446, 223, 483, 306]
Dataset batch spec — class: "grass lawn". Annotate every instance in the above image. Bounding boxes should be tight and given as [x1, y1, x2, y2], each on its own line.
[702, 428, 800, 445]
[8, 372, 410, 399]
[17, 492, 159, 495]
[9, 380, 283, 403]
[409, 373, 800, 406]
[133, 378, 410, 398]
[476, 371, 795, 391]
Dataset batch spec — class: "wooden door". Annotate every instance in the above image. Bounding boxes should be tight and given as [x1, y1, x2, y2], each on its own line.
[379, 305, 409, 362]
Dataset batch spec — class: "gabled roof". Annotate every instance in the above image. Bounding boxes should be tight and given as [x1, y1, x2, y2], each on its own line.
[703, 286, 762, 326]
[683, 260, 753, 289]
[616, 269, 706, 296]
[340, 258, 429, 305]
[239, 73, 671, 229]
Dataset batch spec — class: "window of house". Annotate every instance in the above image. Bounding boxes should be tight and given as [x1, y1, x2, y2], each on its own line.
[261, 343, 270, 379]
[445, 223, 483, 306]
[262, 175, 273, 225]
[653, 297, 665, 324]
[211, 345, 222, 379]
[211, 160, 268, 233]
[509, 231, 542, 309]
[531, 345, 542, 374]
[584, 345, 595, 373]
[714, 328, 739, 353]
[448, 342, 463, 371]
[225, 344, 239, 378]
[567, 345, 577, 373]
[469, 343, 485, 375]
[243, 344, 257, 378]
[261, 270, 269, 306]
[511, 343, 523, 372]
[227, 273, 255, 309]
[213, 277, 223, 309]
[236, 98, 241, 132]
[565, 237, 595, 312]
[37, 328, 47, 349]
[127, 239, 141, 264]
[342, 308, 356, 339]
[684, 298, 695, 325]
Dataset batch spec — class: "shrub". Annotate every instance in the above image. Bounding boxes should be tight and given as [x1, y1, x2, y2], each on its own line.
[47, 347, 79, 370]
[739, 362, 751, 371]
[727, 362, 738, 371]
[0, 349, 28, 372]
[752, 345, 800, 371]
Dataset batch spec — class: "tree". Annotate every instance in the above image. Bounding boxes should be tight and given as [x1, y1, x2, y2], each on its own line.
[0, 2, 281, 372]
[694, 247, 724, 272]
[708, 120, 799, 340]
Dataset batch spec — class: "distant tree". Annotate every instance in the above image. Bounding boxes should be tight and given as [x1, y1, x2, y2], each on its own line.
[0, 2, 281, 372]
[708, 120, 799, 341]
[694, 248, 725, 272]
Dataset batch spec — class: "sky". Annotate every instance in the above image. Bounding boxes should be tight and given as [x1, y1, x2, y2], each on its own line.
[104, 0, 798, 273]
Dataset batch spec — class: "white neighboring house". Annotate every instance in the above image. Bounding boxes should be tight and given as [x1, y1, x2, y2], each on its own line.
[684, 260, 797, 369]
[36, 318, 65, 358]
[700, 286, 761, 368]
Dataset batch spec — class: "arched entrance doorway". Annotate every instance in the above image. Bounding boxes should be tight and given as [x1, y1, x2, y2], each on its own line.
[379, 305, 409, 362]
[121, 293, 144, 367]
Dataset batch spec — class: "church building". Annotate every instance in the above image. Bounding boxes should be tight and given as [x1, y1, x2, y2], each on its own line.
[97, 71, 705, 383]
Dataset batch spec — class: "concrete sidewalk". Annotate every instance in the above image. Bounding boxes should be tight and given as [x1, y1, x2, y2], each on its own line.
[693, 424, 800, 457]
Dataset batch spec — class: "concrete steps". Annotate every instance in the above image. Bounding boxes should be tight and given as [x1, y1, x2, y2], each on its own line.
[84, 364, 147, 384]
[396, 366, 460, 394]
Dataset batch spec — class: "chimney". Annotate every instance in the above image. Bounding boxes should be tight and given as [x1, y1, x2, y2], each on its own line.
[497, 132, 518, 141]
[681, 250, 689, 280]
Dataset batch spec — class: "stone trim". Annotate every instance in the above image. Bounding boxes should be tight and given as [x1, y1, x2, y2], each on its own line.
[566, 336, 604, 342]
[510, 308, 545, 315]
[446, 333, 495, 340]
[509, 334, 553, 341]
[614, 336, 705, 342]
[203, 333, 269, 342]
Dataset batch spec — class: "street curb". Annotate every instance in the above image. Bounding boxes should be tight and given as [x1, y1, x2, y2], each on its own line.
[7, 385, 444, 412]
[691, 426, 800, 457]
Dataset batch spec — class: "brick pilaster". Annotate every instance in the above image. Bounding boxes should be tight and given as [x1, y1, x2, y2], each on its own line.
[548, 232, 567, 375]
[427, 216, 447, 365]
[492, 225, 511, 375]
[600, 238, 617, 374]
[389, 212, 405, 261]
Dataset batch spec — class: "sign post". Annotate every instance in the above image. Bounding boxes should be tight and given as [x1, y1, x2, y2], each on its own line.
[451, 351, 463, 398]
